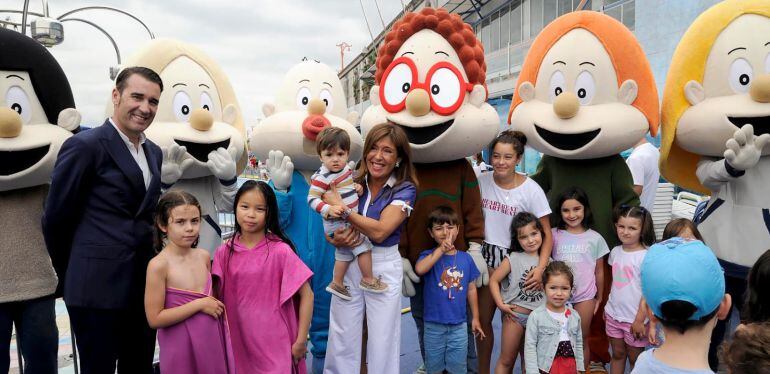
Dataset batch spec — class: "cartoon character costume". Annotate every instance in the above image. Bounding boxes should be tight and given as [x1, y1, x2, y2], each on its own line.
[249, 60, 362, 371]
[360, 7, 499, 370]
[113, 39, 247, 256]
[0, 27, 80, 373]
[658, 0, 770, 368]
[508, 11, 659, 365]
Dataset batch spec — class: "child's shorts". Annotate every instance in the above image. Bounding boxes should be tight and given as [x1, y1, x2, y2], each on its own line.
[324, 218, 372, 262]
[605, 313, 648, 348]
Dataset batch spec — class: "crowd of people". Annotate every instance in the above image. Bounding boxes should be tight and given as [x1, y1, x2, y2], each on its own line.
[14, 66, 766, 374]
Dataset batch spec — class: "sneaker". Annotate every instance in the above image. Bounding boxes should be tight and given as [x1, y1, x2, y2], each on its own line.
[589, 361, 607, 373]
[325, 282, 352, 301]
[414, 363, 426, 374]
[359, 275, 388, 293]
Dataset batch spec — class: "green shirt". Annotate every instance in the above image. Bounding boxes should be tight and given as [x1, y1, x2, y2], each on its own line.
[531, 155, 640, 247]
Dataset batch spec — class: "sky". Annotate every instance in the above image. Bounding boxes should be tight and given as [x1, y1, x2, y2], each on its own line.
[0, 0, 406, 126]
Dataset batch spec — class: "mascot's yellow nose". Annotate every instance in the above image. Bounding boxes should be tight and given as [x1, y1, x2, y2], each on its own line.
[553, 91, 580, 119]
[0, 107, 23, 138]
[750, 74, 770, 103]
[190, 108, 214, 131]
[406, 88, 431, 117]
[308, 99, 326, 115]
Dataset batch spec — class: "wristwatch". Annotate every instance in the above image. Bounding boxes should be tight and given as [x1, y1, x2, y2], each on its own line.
[341, 207, 353, 220]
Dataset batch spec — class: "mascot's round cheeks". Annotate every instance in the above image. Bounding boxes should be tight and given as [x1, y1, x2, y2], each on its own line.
[677, 14, 770, 156]
[512, 28, 648, 158]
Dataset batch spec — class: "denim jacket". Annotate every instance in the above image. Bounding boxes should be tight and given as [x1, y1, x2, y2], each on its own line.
[524, 304, 584, 373]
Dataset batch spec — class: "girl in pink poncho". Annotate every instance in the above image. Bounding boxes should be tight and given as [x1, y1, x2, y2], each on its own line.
[145, 190, 235, 374]
[213, 180, 314, 373]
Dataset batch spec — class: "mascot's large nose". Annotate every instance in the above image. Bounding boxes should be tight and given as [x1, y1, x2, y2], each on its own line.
[190, 108, 214, 131]
[553, 92, 580, 119]
[303, 99, 331, 141]
[406, 88, 431, 117]
[750, 74, 770, 103]
[0, 107, 23, 138]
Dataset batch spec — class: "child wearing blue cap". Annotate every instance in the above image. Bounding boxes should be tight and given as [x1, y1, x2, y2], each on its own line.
[631, 238, 732, 374]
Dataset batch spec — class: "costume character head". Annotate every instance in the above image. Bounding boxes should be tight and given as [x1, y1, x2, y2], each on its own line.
[508, 11, 658, 160]
[361, 7, 499, 163]
[112, 39, 247, 178]
[250, 60, 362, 171]
[0, 27, 80, 192]
[660, 0, 770, 194]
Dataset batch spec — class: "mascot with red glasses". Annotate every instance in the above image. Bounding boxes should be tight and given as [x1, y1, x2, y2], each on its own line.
[360, 8, 499, 371]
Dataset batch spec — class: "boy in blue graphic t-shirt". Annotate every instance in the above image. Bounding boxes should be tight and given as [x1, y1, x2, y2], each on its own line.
[416, 206, 486, 374]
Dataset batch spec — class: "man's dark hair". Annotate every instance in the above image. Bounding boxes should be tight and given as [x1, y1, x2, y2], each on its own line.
[115, 66, 163, 93]
[656, 300, 719, 334]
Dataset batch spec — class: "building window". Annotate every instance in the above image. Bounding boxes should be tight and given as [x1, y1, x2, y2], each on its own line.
[500, 5, 510, 48]
[530, 0, 543, 38]
[511, 0, 522, 44]
[482, 18, 491, 49]
[604, 0, 635, 29]
[544, 0, 558, 25]
[490, 11, 500, 51]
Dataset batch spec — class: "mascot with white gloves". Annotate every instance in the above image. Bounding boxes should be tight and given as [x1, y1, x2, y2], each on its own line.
[359, 7, 499, 371]
[249, 60, 362, 372]
[508, 11, 659, 369]
[658, 0, 770, 369]
[0, 27, 80, 373]
[113, 39, 247, 255]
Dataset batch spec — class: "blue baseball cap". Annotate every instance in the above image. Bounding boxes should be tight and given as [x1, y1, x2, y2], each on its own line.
[641, 238, 725, 321]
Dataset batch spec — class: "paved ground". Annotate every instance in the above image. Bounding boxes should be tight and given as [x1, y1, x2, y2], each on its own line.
[11, 297, 735, 373]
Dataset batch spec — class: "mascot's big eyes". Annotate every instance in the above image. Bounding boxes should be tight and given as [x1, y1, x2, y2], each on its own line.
[729, 58, 753, 94]
[319, 89, 334, 112]
[549, 71, 566, 102]
[430, 67, 462, 109]
[5, 86, 31, 123]
[200, 92, 214, 111]
[173, 91, 193, 122]
[382, 62, 413, 106]
[296, 87, 312, 110]
[575, 71, 595, 105]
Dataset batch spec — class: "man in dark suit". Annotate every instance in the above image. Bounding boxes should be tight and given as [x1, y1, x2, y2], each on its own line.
[43, 67, 163, 374]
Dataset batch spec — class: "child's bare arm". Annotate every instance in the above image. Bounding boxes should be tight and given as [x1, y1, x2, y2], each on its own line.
[144, 258, 223, 329]
[415, 248, 444, 275]
[632, 297, 648, 339]
[468, 283, 486, 339]
[292, 282, 314, 363]
[594, 256, 605, 314]
[489, 258, 513, 312]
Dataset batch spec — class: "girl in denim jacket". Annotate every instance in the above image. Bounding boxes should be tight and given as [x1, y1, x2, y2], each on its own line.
[525, 261, 585, 374]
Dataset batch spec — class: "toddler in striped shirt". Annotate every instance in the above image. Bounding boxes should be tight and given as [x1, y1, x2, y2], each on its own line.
[308, 127, 388, 301]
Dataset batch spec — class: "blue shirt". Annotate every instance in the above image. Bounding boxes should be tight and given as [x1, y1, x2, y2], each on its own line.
[631, 349, 714, 374]
[419, 249, 480, 324]
[358, 174, 416, 247]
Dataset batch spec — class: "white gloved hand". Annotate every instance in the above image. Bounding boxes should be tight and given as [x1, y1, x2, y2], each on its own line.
[161, 144, 194, 186]
[724, 124, 770, 172]
[207, 147, 237, 182]
[468, 241, 489, 288]
[266, 150, 294, 191]
[402, 257, 420, 297]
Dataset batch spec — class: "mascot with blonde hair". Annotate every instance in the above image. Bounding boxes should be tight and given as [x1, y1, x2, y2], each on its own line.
[114, 39, 247, 255]
[508, 11, 659, 371]
[659, 0, 770, 369]
[0, 27, 80, 373]
[359, 7, 500, 372]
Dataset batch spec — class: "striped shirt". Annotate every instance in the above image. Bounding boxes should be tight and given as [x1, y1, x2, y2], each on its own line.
[307, 164, 359, 217]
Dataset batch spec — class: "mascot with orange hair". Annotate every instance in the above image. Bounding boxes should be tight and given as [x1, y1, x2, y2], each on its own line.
[659, 0, 770, 369]
[508, 11, 658, 371]
[359, 7, 499, 373]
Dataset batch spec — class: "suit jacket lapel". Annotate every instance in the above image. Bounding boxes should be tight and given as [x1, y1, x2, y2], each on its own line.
[136, 142, 160, 217]
[99, 120, 144, 196]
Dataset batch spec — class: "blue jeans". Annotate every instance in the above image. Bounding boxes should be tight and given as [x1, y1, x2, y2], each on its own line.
[411, 281, 478, 372]
[0, 296, 58, 374]
[424, 321, 467, 374]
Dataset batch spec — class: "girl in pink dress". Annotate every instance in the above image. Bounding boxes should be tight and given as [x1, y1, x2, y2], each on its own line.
[144, 190, 235, 374]
[213, 181, 314, 374]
